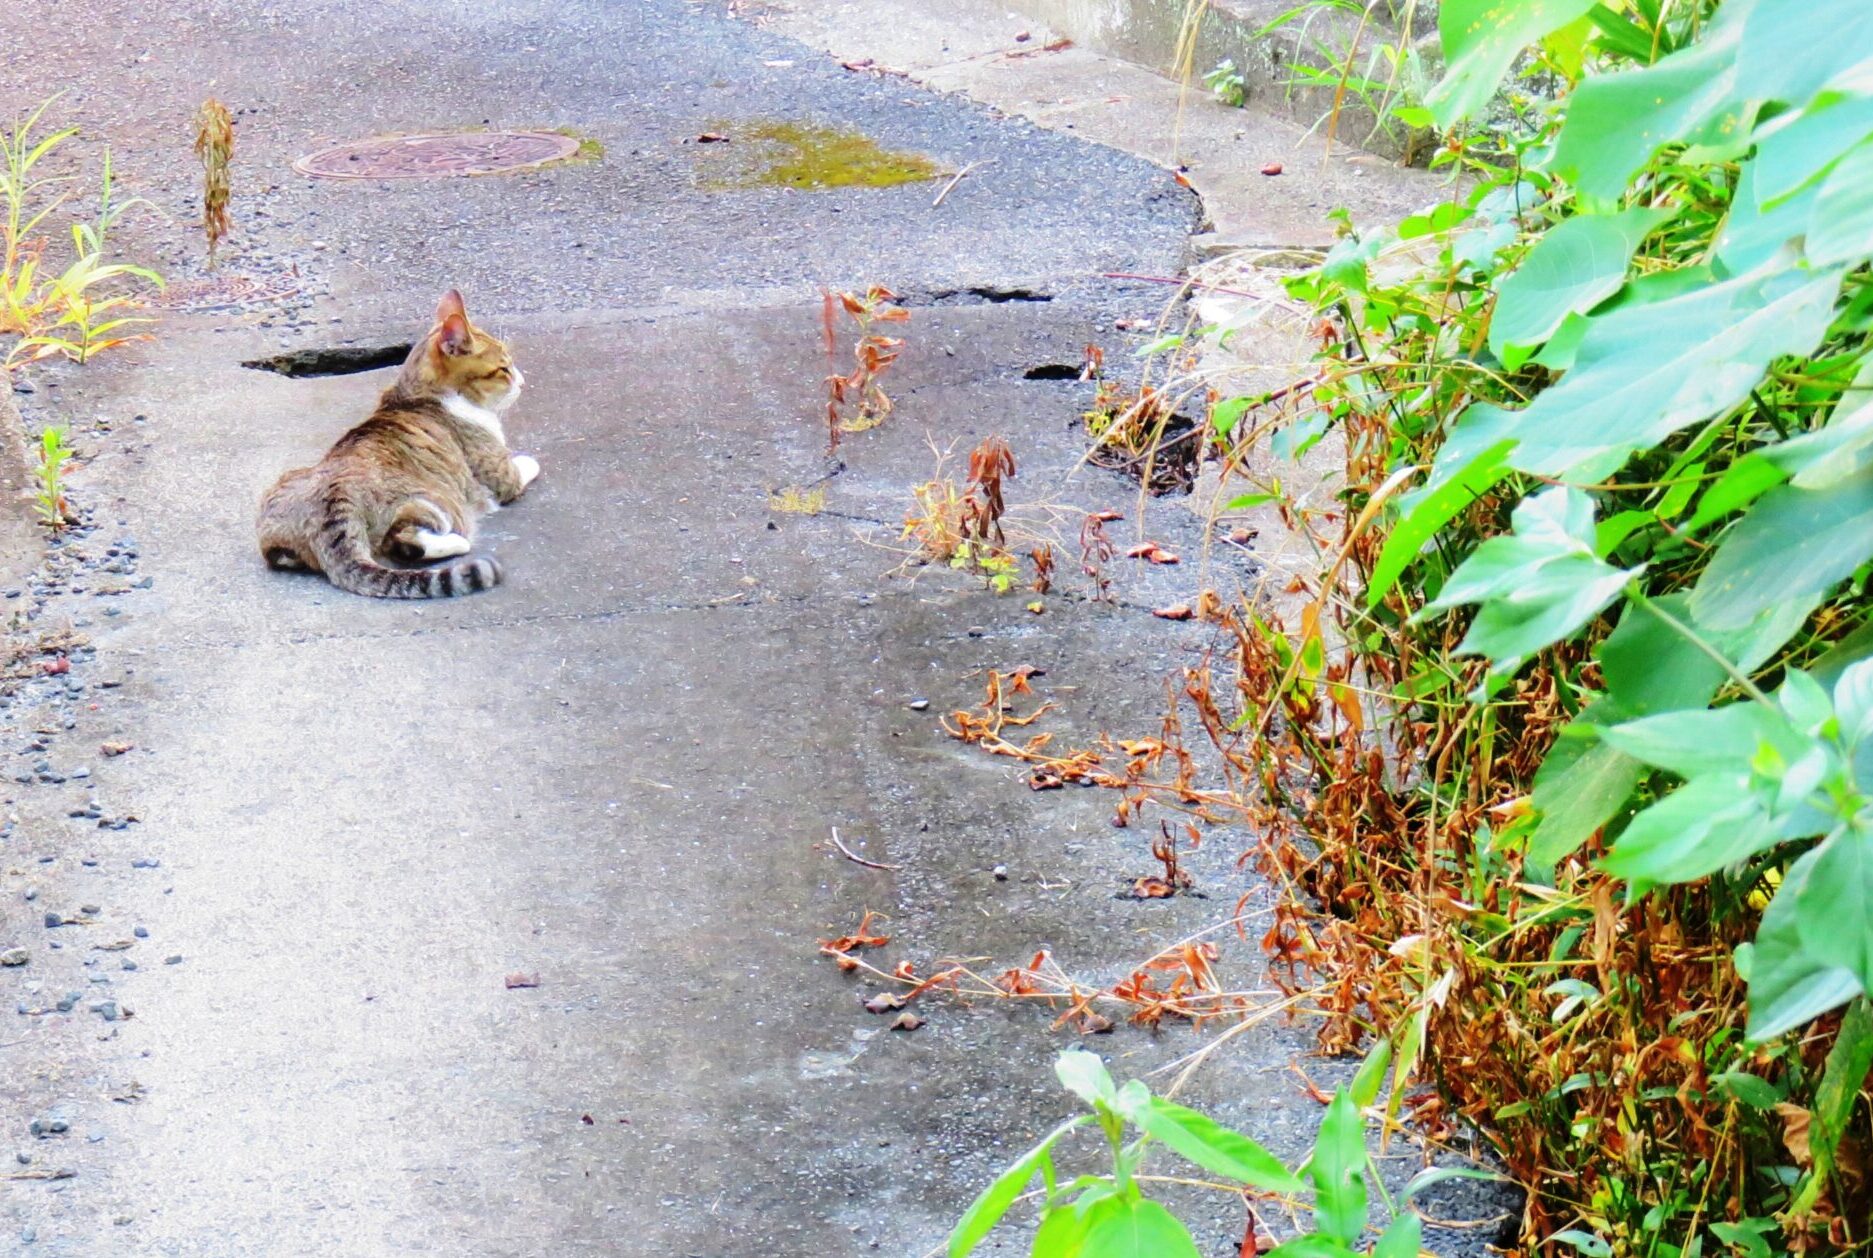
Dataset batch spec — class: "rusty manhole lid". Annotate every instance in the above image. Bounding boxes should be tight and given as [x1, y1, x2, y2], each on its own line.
[149, 273, 301, 312]
[293, 130, 582, 180]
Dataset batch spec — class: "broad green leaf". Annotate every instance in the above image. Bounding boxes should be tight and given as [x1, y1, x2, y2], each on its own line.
[1124, 1097, 1302, 1192]
[1834, 658, 1873, 746]
[1549, 6, 1751, 200]
[1528, 737, 1645, 868]
[1425, 0, 1599, 128]
[1422, 487, 1640, 671]
[1542, 13, 1593, 80]
[1709, 1219, 1778, 1258]
[1550, 1230, 1614, 1258]
[1211, 395, 1254, 439]
[1794, 826, 1873, 992]
[1598, 594, 1733, 714]
[1055, 1051, 1117, 1110]
[1737, 0, 1873, 111]
[1372, 1213, 1423, 1258]
[1715, 158, 1820, 277]
[1527, 588, 1782, 866]
[1076, 1196, 1201, 1258]
[1745, 844, 1866, 1041]
[1350, 1039, 1393, 1109]
[1600, 774, 1781, 890]
[1031, 1203, 1092, 1257]
[1691, 461, 1873, 631]
[1505, 266, 1845, 481]
[1752, 93, 1873, 207]
[1585, 5, 1657, 64]
[1310, 1091, 1368, 1246]
[1711, 1070, 1781, 1109]
[1367, 432, 1512, 608]
[1811, 998, 1873, 1186]
[1684, 453, 1786, 533]
[1806, 136, 1873, 267]
[1489, 206, 1674, 363]
[1532, 310, 1591, 371]
[1598, 704, 1800, 778]
[949, 1116, 1085, 1257]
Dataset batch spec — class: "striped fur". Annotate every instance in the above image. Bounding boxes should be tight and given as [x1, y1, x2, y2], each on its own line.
[256, 291, 537, 599]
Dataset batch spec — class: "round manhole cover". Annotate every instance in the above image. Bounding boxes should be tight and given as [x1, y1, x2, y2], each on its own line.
[293, 130, 582, 180]
[149, 273, 301, 312]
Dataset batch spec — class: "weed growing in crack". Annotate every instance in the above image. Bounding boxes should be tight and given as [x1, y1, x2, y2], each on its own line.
[31, 426, 71, 530]
[192, 98, 233, 267]
[0, 98, 163, 368]
[820, 283, 907, 452]
[949, 1050, 1425, 1258]
[902, 436, 1028, 594]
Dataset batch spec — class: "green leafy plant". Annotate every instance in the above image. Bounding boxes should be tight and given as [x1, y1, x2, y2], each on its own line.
[951, 540, 1018, 593]
[32, 425, 71, 529]
[1203, 59, 1247, 108]
[1252, 0, 1438, 156]
[73, 149, 155, 258]
[0, 98, 162, 365]
[10, 252, 163, 365]
[949, 1050, 1425, 1258]
[1134, 0, 1873, 1246]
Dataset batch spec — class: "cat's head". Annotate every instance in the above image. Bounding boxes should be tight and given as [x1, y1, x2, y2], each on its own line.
[400, 289, 524, 412]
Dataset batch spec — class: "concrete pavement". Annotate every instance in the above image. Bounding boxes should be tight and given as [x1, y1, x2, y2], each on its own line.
[0, 2, 1504, 1254]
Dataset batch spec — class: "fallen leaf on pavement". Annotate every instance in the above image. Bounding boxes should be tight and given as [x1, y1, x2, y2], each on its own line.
[820, 909, 890, 956]
[890, 1012, 926, 1031]
[1125, 542, 1179, 564]
[1152, 604, 1195, 620]
[864, 991, 907, 1014]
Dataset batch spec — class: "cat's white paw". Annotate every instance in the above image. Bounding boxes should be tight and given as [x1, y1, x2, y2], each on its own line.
[414, 529, 473, 560]
[512, 454, 540, 489]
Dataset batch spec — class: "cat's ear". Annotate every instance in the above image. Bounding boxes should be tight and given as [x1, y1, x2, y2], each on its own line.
[436, 312, 472, 357]
[434, 290, 472, 355]
[435, 288, 468, 324]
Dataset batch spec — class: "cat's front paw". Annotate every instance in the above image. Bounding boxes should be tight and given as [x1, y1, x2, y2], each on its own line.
[511, 454, 541, 490]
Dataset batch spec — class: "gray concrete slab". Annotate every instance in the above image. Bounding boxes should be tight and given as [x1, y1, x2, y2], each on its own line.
[0, 1, 1510, 1254]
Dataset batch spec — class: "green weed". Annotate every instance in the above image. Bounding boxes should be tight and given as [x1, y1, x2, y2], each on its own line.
[31, 426, 70, 529]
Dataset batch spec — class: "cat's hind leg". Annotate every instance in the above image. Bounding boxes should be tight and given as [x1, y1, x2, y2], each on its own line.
[384, 499, 471, 564]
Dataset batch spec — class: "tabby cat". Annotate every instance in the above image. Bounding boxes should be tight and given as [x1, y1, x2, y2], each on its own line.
[257, 290, 538, 599]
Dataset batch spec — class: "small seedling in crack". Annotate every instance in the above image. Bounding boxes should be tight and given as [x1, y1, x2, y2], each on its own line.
[903, 436, 1025, 594]
[192, 98, 233, 267]
[1028, 543, 1054, 594]
[1129, 821, 1197, 899]
[32, 425, 71, 529]
[1078, 512, 1115, 602]
[821, 283, 907, 452]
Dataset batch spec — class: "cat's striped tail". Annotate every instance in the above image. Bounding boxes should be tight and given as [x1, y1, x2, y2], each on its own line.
[312, 493, 501, 600]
